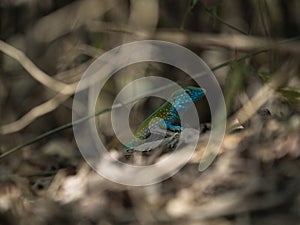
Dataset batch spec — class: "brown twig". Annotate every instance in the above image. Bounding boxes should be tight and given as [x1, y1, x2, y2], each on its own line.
[0, 93, 70, 134]
[87, 22, 300, 53]
[0, 40, 77, 95]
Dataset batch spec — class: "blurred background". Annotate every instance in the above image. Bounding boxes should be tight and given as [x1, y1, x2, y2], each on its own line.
[0, 0, 300, 224]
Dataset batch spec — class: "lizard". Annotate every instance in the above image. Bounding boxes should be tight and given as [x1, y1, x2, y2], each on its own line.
[125, 86, 206, 152]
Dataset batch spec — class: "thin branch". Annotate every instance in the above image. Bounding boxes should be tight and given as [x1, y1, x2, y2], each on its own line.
[87, 22, 300, 53]
[153, 32, 300, 53]
[0, 40, 76, 95]
[200, 1, 248, 35]
[0, 43, 95, 134]
[0, 93, 70, 134]
[0, 46, 104, 134]
[0, 106, 112, 159]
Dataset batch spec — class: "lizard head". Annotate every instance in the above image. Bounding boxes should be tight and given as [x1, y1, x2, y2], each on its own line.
[169, 86, 206, 111]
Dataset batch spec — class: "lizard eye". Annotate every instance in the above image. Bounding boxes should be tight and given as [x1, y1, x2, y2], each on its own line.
[184, 89, 192, 95]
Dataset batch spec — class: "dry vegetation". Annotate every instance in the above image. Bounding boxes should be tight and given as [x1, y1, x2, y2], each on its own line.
[0, 0, 300, 224]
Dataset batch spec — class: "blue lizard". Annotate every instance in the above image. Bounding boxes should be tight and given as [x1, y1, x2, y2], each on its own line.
[125, 86, 206, 150]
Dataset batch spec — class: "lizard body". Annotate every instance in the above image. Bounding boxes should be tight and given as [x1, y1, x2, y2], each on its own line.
[125, 86, 205, 150]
